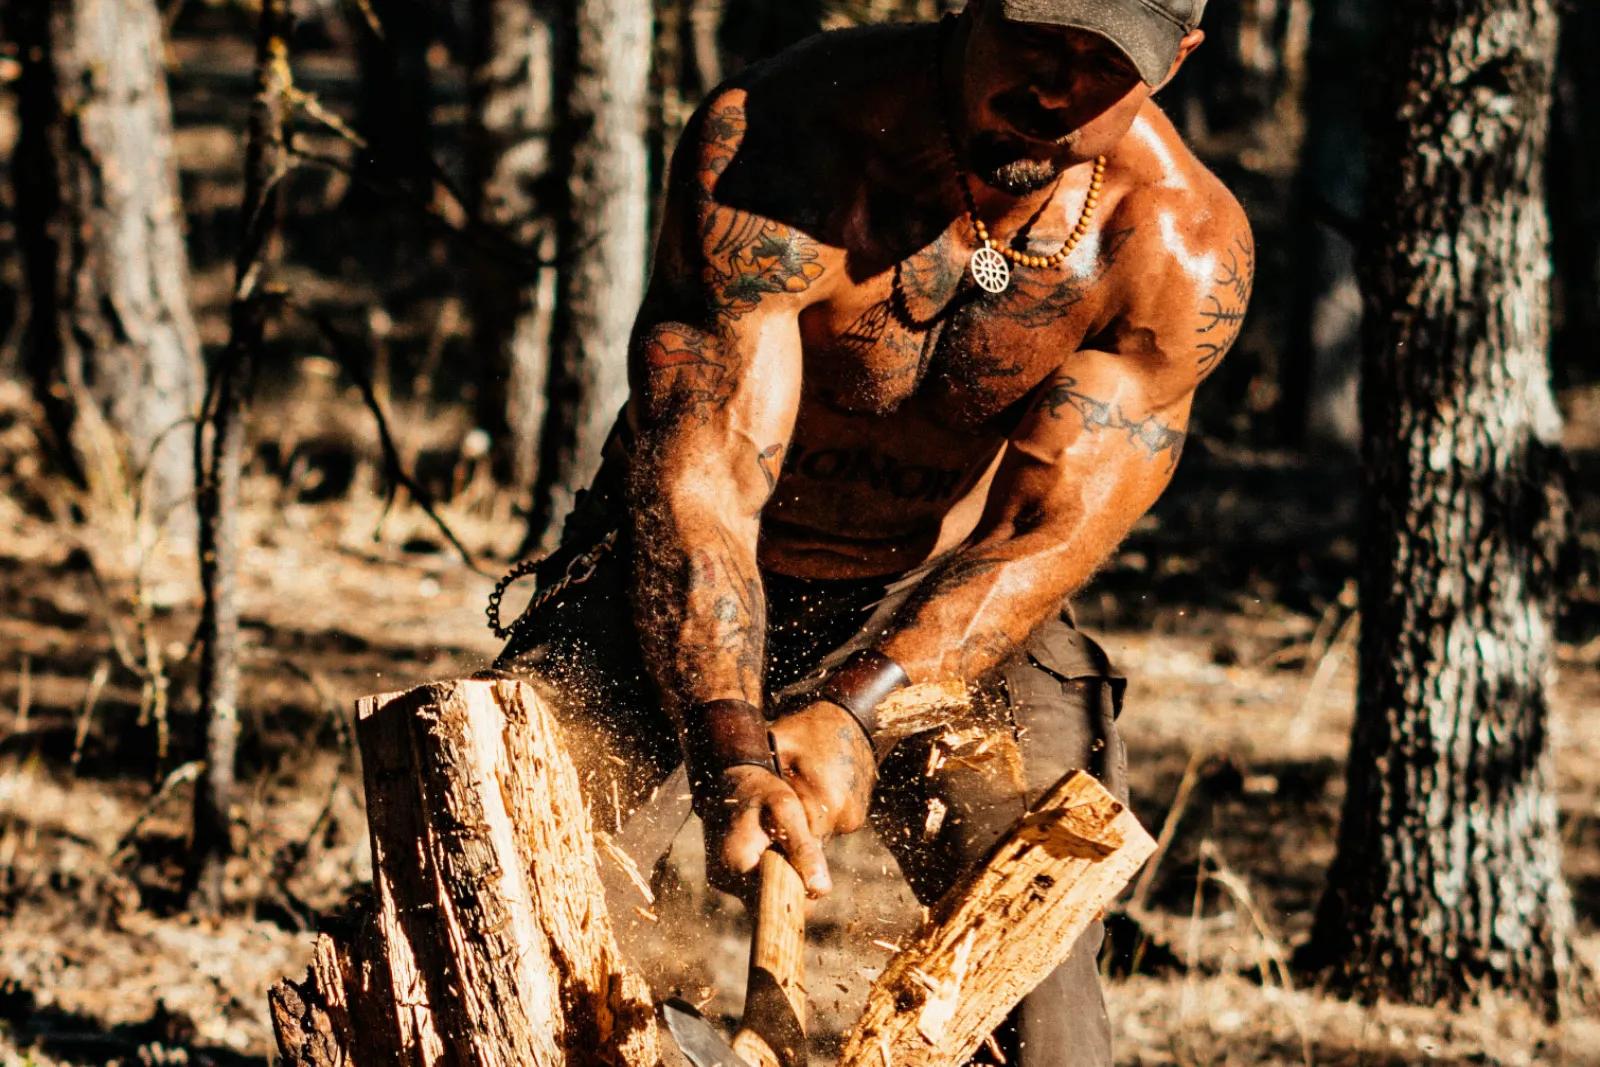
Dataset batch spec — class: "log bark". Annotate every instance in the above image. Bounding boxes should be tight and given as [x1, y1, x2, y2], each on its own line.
[270, 678, 660, 1067]
[837, 770, 1155, 1067]
[1306, 0, 1574, 1015]
[5, 0, 202, 530]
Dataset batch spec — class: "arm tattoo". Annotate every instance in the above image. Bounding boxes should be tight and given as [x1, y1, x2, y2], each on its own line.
[630, 457, 768, 708]
[1043, 377, 1186, 469]
[637, 323, 733, 418]
[694, 102, 824, 324]
[701, 531, 767, 698]
[1196, 234, 1254, 376]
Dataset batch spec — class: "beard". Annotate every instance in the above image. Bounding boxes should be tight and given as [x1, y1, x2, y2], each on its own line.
[967, 131, 1065, 194]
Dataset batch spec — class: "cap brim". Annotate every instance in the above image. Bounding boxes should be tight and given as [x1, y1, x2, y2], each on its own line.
[998, 0, 1185, 85]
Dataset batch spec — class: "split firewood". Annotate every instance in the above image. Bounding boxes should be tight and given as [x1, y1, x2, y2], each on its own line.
[837, 770, 1156, 1067]
[269, 678, 660, 1067]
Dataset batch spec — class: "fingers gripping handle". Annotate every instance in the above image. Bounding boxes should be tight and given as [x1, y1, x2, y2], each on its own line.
[732, 850, 808, 1067]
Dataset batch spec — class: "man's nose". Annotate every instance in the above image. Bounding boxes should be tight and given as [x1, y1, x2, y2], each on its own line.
[1027, 83, 1077, 116]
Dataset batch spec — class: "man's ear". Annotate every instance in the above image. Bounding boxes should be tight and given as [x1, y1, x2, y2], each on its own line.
[1155, 28, 1205, 90]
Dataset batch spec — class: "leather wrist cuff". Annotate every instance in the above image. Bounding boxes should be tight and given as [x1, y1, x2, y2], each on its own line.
[681, 699, 777, 812]
[818, 649, 910, 744]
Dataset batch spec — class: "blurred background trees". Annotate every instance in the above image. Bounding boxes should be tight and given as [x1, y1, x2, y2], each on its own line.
[0, 0, 1595, 1027]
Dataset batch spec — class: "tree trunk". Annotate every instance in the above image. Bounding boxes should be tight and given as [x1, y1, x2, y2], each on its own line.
[1281, 0, 1372, 447]
[1549, 0, 1600, 390]
[269, 679, 661, 1067]
[351, 0, 435, 204]
[468, 0, 557, 492]
[187, 0, 293, 912]
[528, 0, 650, 546]
[1307, 0, 1574, 1015]
[6, 0, 202, 533]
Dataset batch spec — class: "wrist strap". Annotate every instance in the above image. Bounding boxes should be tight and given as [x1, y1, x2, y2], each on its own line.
[818, 649, 910, 743]
[682, 699, 778, 812]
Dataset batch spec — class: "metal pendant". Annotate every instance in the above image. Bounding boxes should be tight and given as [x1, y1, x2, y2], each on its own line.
[969, 246, 1011, 294]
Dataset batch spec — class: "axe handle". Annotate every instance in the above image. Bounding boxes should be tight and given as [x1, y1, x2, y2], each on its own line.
[731, 849, 808, 1067]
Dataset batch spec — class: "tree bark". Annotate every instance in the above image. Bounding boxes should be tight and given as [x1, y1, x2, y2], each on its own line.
[187, 0, 293, 911]
[5, 0, 202, 532]
[468, 0, 558, 492]
[528, 0, 651, 546]
[1307, 0, 1574, 1015]
[269, 679, 661, 1067]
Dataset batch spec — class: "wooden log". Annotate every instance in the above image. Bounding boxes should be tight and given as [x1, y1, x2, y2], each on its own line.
[270, 678, 660, 1067]
[837, 770, 1156, 1067]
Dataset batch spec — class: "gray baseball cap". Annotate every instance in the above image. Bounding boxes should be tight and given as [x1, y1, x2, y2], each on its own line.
[998, 0, 1206, 86]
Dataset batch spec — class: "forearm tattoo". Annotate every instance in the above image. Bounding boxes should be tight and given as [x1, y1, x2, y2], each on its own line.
[631, 477, 768, 710]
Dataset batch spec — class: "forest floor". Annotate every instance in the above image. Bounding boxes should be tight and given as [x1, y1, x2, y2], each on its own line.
[1, 376, 1599, 1067]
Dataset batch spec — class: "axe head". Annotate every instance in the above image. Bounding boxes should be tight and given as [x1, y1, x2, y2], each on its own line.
[660, 997, 753, 1067]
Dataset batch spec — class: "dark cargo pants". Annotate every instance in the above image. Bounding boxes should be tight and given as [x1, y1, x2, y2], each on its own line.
[491, 497, 1127, 1067]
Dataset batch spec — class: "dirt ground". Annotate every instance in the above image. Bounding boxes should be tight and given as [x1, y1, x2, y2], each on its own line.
[2, 371, 1598, 1067]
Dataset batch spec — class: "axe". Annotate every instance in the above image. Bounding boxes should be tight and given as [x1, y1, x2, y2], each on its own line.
[661, 849, 808, 1067]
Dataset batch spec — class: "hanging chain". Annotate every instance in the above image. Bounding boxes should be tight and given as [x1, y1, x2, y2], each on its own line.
[485, 528, 620, 640]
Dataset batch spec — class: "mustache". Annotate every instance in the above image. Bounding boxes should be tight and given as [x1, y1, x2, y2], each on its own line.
[989, 90, 1081, 144]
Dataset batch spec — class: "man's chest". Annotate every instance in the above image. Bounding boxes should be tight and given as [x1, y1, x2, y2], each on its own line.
[798, 226, 1121, 430]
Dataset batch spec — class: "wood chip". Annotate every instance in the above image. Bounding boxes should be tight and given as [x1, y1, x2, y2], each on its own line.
[596, 829, 656, 905]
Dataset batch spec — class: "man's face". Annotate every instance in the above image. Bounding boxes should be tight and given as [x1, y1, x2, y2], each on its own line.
[957, 1, 1157, 194]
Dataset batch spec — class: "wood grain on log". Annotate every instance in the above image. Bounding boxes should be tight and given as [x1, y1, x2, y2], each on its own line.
[837, 770, 1155, 1067]
[270, 679, 660, 1067]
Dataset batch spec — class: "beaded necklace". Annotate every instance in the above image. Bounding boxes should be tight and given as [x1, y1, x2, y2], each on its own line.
[936, 17, 1106, 294]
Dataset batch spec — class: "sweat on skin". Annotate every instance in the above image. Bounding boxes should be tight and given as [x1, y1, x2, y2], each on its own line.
[620, 0, 1249, 899]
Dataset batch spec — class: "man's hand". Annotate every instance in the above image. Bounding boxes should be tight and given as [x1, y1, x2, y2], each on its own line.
[701, 702, 876, 900]
[771, 701, 877, 841]
[703, 765, 832, 899]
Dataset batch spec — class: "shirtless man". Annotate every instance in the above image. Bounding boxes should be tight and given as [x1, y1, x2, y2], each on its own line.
[493, 1, 1250, 1062]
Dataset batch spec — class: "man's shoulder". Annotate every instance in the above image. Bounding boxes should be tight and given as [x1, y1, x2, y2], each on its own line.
[723, 22, 928, 103]
[677, 23, 929, 236]
[1107, 105, 1251, 270]
[686, 23, 929, 163]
